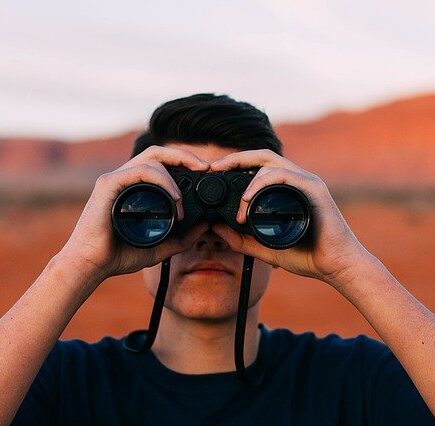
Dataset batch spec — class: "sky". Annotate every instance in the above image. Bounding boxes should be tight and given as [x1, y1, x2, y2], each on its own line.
[1, 0, 435, 140]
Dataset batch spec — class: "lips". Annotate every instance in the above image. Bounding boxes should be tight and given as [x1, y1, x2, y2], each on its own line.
[183, 261, 234, 275]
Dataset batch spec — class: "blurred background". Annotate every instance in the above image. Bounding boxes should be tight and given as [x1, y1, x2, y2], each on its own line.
[0, 0, 434, 342]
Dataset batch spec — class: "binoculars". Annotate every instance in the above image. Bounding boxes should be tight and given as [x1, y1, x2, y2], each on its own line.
[112, 169, 311, 249]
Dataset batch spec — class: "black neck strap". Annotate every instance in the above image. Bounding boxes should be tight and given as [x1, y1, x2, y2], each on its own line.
[123, 257, 171, 353]
[143, 257, 172, 350]
[123, 255, 264, 387]
[234, 255, 264, 386]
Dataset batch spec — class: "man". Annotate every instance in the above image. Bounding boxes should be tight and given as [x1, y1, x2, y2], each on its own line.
[2, 94, 433, 425]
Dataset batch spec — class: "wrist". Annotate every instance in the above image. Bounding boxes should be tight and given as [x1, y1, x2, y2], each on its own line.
[323, 248, 387, 296]
[327, 251, 397, 305]
[47, 251, 106, 301]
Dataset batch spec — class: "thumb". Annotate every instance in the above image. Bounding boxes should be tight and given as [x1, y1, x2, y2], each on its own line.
[159, 223, 209, 257]
[211, 224, 258, 257]
[212, 224, 284, 267]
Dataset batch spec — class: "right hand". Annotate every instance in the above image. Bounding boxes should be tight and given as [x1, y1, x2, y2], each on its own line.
[57, 145, 210, 284]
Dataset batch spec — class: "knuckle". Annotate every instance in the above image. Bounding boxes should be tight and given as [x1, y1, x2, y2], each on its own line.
[122, 165, 154, 183]
[145, 145, 162, 156]
[96, 173, 111, 186]
[273, 167, 288, 175]
[147, 160, 165, 170]
[224, 152, 236, 160]
[307, 172, 323, 186]
[256, 174, 270, 185]
[303, 173, 327, 192]
[134, 163, 152, 174]
[260, 148, 275, 157]
[260, 166, 272, 174]
[178, 147, 194, 156]
[317, 178, 329, 193]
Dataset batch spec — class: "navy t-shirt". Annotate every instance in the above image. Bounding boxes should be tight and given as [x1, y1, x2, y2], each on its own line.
[13, 324, 433, 425]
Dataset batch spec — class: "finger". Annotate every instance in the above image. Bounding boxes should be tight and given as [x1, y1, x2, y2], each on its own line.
[96, 164, 184, 220]
[234, 166, 273, 224]
[145, 160, 184, 211]
[210, 149, 291, 171]
[119, 145, 210, 172]
[211, 223, 254, 255]
[211, 223, 278, 265]
[156, 223, 209, 258]
[236, 168, 308, 223]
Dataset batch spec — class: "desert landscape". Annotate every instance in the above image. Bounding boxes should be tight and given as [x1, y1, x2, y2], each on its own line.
[0, 94, 434, 342]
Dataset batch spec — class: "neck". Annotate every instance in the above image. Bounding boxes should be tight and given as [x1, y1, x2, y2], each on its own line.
[151, 305, 261, 374]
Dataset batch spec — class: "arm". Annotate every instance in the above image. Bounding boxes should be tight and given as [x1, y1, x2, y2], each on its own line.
[0, 146, 209, 425]
[0, 254, 102, 425]
[332, 251, 435, 416]
[210, 149, 435, 415]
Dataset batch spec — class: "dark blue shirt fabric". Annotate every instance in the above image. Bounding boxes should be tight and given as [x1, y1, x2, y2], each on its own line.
[13, 324, 433, 425]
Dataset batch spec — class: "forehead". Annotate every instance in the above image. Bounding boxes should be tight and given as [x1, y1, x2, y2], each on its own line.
[164, 142, 240, 163]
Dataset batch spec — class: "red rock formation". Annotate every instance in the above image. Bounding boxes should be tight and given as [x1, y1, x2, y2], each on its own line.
[1, 94, 434, 192]
[275, 94, 435, 188]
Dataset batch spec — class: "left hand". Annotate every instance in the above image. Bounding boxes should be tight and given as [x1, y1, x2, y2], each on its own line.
[210, 149, 370, 288]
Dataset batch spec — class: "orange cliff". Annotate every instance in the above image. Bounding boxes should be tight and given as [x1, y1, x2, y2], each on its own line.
[275, 94, 435, 189]
[0, 94, 434, 190]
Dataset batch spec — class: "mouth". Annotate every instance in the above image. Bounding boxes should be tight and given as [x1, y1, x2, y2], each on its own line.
[183, 261, 234, 276]
[186, 269, 232, 276]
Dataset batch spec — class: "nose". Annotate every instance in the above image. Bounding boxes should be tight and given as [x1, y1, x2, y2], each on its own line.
[194, 226, 229, 252]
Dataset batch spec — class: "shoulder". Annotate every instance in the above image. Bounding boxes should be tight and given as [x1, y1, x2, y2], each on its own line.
[265, 326, 431, 413]
[264, 324, 388, 365]
[51, 335, 124, 357]
[261, 327, 432, 423]
[45, 335, 131, 377]
[262, 324, 400, 387]
[54, 335, 125, 356]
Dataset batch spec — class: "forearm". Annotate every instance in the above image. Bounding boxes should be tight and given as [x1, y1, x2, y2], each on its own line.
[0, 254, 102, 425]
[331, 252, 435, 414]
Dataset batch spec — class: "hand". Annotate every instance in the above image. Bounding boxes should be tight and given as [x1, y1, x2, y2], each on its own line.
[58, 146, 210, 284]
[210, 149, 369, 288]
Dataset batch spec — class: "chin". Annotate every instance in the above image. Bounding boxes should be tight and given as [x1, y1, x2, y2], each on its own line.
[167, 286, 240, 320]
[173, 307, 238, 321]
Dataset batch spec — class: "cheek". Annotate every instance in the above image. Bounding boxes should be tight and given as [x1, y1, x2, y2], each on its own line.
[142, 264, 162, 297]
[248, 261, 272, 304]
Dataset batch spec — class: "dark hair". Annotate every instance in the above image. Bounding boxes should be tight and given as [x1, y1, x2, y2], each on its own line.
[131, 93, 282, 157]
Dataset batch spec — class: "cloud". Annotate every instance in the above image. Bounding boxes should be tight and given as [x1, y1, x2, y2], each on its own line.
[1, 0, 434, 138]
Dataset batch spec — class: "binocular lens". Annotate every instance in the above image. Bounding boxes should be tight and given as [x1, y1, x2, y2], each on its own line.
[112, 184, 175, 247]
[248, 186, 310, 249]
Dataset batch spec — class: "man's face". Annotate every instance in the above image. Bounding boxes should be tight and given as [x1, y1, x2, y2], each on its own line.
[142, 142, 273, 320]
